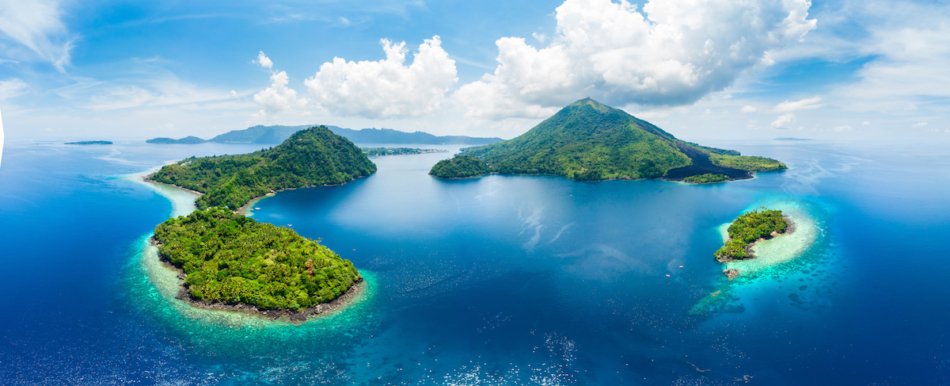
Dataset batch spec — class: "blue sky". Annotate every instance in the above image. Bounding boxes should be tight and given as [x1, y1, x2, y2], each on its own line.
[1, 0, 948, 142]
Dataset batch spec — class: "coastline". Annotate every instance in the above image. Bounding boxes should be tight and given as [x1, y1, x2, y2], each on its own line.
[128, 167, 369, 324]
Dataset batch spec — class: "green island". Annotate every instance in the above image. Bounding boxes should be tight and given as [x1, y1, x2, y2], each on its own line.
[65, 140, 113, 145]
[683, 173, 730, 184]
[715, 209, 789, 262]
[429, 98, 785, 182]
[429, 155, 491, 178]
[362, 147, 448, 157]
[153, 207, 362, 318]
[149, 126, 376, 210]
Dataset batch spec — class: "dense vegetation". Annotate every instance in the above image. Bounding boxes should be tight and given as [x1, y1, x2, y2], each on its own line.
[154, 208, 361, 311]
[65, 140, 112, 145]
[429, 98, 785, 181]
[709, 154, 787, 172]
[715, 209, 789, 262]
[683, 173, 729, 184]
[363, 147, 447, 157]
[149, 126, 376, 210]
[147, 124, 501, 145]
[429, 156, 491, 178]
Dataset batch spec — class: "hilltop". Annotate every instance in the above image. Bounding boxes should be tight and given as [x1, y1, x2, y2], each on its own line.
[430, 98, 785, 181]
[148, 126, 375, 210]
[147, 125, 502, 145]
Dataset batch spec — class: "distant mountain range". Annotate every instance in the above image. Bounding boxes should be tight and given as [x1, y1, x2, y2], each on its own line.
[430, 98, 786, 182]
[147, 125, 502, 146]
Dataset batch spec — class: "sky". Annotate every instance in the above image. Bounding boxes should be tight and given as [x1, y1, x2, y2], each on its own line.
[0, 0, 948, 143]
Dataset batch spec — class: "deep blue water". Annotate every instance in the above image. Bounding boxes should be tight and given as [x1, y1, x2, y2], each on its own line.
[1, 139, 949, 384]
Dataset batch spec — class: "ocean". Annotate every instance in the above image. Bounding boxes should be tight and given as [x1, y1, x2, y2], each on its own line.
[1, 139, 949, 384]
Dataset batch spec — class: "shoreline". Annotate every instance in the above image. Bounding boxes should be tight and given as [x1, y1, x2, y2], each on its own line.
[130, 167, 368, 324]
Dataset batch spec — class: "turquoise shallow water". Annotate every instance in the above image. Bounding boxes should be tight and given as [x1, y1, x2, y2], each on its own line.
[1, 139, 950, 384]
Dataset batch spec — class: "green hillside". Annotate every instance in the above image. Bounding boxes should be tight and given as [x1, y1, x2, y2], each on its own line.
[430, 98, 785, 181]
[149, 126, 376, 210]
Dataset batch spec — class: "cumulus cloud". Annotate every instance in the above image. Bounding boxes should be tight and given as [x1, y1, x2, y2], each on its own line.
[0, 0, 74, 72]
[456, 0, 817, 118]
[304, 36, 457, 118]
[253, 70, 301, 116]
[256, 51, 273, 70]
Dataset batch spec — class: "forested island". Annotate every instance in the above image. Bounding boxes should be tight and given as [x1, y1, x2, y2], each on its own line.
[65, 140, 112, 145]
[153, 208, 363, 319]
[362, 147, 447, 157]
[149, 126, 376, 210]
[429, 98, 785, 181]
[145, 126, 374, 320]
[716, 209, 791, 279]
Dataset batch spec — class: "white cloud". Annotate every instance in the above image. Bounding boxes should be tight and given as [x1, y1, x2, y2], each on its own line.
[253, 70, 302, 116]
[0, 78, 28, 100]
[0, 0, 74, 71]
[303, 36, 457, 118]
[741, 105, 758, 113]
[456, 0, 816, 118]
[771, 113, 796, 129]
[256, 51, 273, 70]
[775, 96, 822, 112]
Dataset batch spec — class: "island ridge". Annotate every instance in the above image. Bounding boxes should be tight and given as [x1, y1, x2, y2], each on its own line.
[429, 98, 785, 182]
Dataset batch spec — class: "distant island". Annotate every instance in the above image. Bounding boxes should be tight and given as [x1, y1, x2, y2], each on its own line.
[148, 126, 376, 211]
[153, 207, 362, 320]
[65, 140, 112, 145]
[716, 209, 791, 279]
[363, 147, 447, 157]
[146, 124, 502, 146]
[429, 98, 785, 182]
[146, 136, 206, 144]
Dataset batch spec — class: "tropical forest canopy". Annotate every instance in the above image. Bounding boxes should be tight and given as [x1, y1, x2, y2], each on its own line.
[154, 207, 362, 311]
[149, 126, 376, 210]
[715, 209, 789, 261]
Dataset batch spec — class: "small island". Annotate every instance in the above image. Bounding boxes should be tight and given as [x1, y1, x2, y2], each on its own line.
[363, 147, 447, 157]
[715, 209, 791, 279]
[429, 98, 785, 182]
[429, 155, 491, 178]
[153, 207, 362, 320]
[65, 140, 112, 145]
[149, 126, 376, 210]
[146, 136, 207, 144]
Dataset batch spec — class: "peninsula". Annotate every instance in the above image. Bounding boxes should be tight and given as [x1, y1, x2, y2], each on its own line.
[148, 126, 376, 210]
[715, 209, 791, 279]
[429, 98, 785, 182]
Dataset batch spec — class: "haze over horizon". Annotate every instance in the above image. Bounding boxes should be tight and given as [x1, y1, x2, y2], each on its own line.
[0, 0, 948, 143]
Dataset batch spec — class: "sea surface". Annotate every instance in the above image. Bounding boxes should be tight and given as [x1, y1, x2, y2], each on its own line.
[1, 139, 949, 384]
